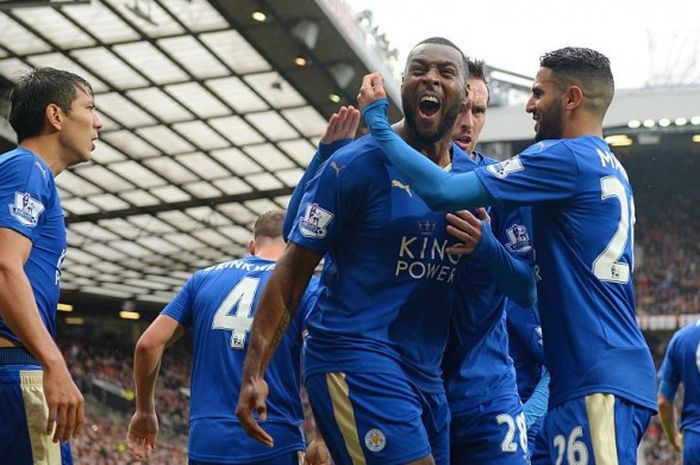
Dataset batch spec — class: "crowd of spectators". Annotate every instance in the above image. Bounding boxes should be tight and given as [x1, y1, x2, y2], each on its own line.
[623, 148, 700, 316]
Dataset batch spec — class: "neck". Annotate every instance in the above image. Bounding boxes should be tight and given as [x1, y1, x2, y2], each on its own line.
[395, 120, 453, 168]
[20, 138, 68, 177]
[562, 114, 604, 140]
[254, 239, 286, 261]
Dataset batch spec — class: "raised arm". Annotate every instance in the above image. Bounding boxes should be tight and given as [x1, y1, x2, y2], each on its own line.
[283, 106, 360, 238]
[236, 243, 323, 447]
[357, 73, 492, 211]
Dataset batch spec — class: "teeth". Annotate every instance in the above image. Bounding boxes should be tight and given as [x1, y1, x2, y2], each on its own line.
[420, 95, 439, 104]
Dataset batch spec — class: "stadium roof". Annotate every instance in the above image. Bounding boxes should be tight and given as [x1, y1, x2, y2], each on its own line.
[0, 0, 402, 314]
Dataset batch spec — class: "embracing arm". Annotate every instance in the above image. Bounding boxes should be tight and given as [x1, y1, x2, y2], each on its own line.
[523, 368, 550, 428]
[357, 75, 492, 211]
[236, 243, 323, 447]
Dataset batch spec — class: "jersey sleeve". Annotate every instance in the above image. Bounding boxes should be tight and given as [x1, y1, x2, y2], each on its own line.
[474, 141, 579, 205]
[288, 149, 371, 255]
[0, 155, 55, 243]
[161, 274, 197, 327]
[658, 334, 680, 385]
[506, 301, 545, 366]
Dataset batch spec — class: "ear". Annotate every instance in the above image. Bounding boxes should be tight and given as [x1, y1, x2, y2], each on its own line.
[247, 239, 256, 256]
[565, 85, 584, 111]
[45, 103, 63, 131]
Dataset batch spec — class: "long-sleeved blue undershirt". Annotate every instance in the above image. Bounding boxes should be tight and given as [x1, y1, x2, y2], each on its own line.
[471, 220, 536, 308]
[523, 368, 550, 428]
[283, 139, 353, 240]
[363, 98, 493, 211]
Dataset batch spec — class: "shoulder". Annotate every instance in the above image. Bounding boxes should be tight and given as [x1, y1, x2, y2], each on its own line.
[1, 149, 51, 182]
[330, 134, 386, 167]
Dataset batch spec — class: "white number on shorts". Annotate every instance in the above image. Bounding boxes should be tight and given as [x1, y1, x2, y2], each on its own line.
[592, 176, 633, 284]
[211, 277, 260, 349]
[553, 426, 589, 465]
[497, 413, 527, 454]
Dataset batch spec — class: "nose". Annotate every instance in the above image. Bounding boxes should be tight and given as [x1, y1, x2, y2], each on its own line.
[94, 112, 104, 131]
[423, 67, 441, 87]
[525, 97, 535, 114]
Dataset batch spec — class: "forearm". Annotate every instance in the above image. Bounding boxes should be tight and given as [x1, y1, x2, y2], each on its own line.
[0, 266, 64, 367]
[363, 99, 491, 211]
[472, 228, 537, 307]
[658, 399, 677, 441]
[133, 342, 164, 413]
[243, 248, 315, 378]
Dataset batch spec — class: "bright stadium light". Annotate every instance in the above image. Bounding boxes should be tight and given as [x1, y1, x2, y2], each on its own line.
[658, 118, 671, 127]
[57, 303, 73, 312]
[251, 11, 267, 22]
[691, 116, 700, 125]
[642, 119, 655, 128]
[605, 134, 633, 146]
[627, 120, 641, 129]
[329, 93, 341, 103]
[119, 310, 140, 320]
[693, 134, 700, 143]
[675, 117, 688, 126]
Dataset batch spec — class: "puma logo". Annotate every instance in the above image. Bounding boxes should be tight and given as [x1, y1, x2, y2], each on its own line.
[391, 179, 412, 197]
[330, 161, 345, 176]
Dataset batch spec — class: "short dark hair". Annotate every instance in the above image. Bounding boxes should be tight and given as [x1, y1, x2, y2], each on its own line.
[467, 58, 490, 104]
[540, 47, 614, 116]
[410, 37, 469, 78]
[9, 67, 93, 143]
[253, 210, 285, 239]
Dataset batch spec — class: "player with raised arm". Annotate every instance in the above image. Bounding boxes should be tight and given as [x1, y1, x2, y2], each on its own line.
[658, 319, 700, 464]
[236, 37, 470, 465]
[358, 47, 656, 465]
[127, 210, 329, 465]
[0, 67, 103, 465]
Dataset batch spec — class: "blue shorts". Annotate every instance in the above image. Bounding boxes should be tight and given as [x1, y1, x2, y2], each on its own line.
[0, 349, 73, 465]
[305, 371, 450, 465]
[527, 415, 545, 459]
[683, 430, 700, 465]
[189, 450, 304, 465]
[450, 394, 528, 465]
[530, 393, 652, 465]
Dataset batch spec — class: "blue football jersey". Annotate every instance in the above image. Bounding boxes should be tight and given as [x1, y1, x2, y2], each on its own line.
[289, 135, 464, 393]
[0, 148, 65, 342]
[443, 152, 534, 411]
[506, 301, 545, 401]
[162, 256, 320, 463]
[474, 135, 656, 410]
[659, 321, 700, 434]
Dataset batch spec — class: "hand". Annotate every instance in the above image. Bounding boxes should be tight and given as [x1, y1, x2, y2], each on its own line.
[305, 438, 332, 465]
[321, 106, 361, 145]
[43, 362, 84, 443]
[126, 410, 159, 460]
[445, 208, 491, 255]
[357, 73, 387, 112]
[670, 431, 683, 453]
[235, 376, 273, 447]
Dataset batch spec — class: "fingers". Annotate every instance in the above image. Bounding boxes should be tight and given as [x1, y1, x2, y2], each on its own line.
[72, 399, 84, 439]
[52, 404, 67, 443]
[237, 406, 274, 447]
[475, 207, 491, 224]
[46, 400, 57, 437]
[338, 107, 360, 138]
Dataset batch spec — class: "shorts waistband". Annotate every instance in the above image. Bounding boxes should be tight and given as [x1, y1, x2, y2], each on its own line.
[0, 347, 40, 365]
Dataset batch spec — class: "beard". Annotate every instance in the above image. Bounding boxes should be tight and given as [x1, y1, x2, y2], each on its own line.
[535, 102, 564, 142]
[402, 99, 461, 145]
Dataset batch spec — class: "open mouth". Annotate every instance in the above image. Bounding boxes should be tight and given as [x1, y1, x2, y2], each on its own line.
[418, 95, 441, 118]
[454, 136, 472, 149]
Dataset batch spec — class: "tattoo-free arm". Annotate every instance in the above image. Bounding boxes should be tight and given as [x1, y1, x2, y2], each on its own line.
[658, 381, 681, 452]
[0, 227, 84, 443]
